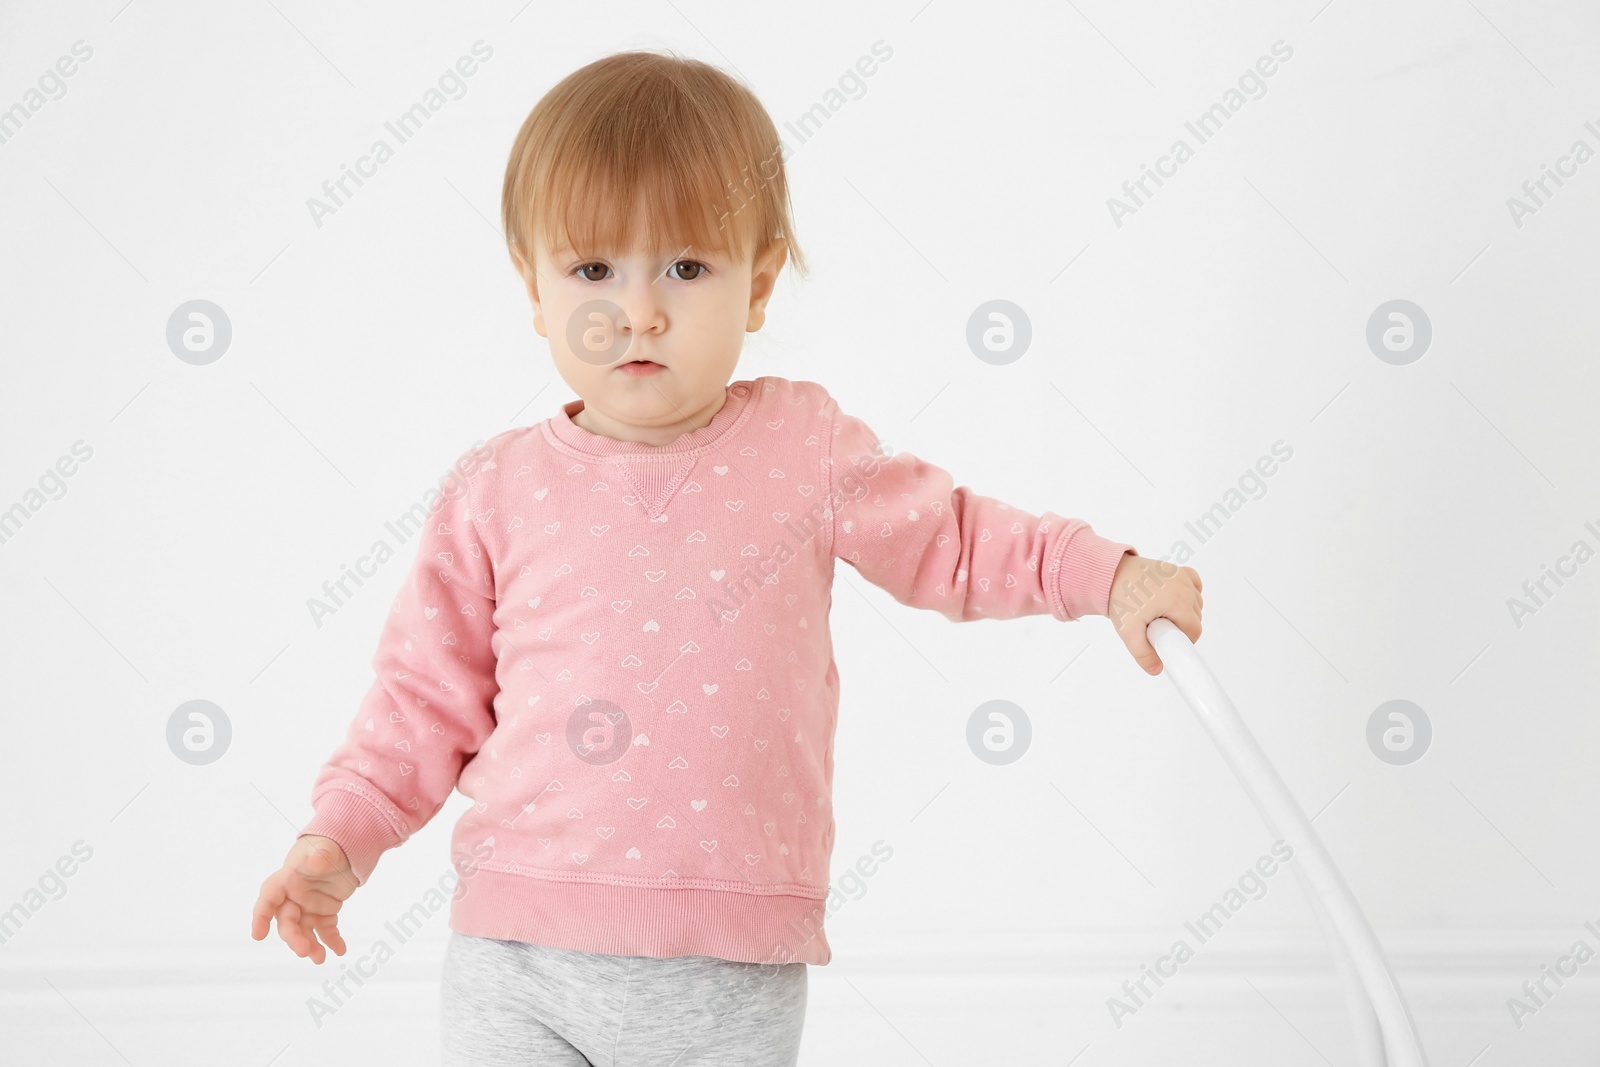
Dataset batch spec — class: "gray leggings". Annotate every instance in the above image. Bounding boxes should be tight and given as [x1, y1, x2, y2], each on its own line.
[440, 931, 809, 1066]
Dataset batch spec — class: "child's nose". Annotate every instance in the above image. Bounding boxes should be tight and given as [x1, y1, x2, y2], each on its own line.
[617, 280, 666, 335]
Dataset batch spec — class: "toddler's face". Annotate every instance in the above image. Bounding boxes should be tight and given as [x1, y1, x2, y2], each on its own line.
[514, 213, 786, 446]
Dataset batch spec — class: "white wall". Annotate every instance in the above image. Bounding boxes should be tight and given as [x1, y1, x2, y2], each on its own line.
[1, 0, 1596, 1063]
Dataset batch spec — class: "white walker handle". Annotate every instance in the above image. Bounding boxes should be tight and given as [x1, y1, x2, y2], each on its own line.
[1146, 618, 1429, 1067]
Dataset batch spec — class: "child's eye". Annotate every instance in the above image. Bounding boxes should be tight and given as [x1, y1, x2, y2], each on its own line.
[571, 261, 705, 282]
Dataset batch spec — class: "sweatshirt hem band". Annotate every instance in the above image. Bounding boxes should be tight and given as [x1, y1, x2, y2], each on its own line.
[449, 866, 834, 966]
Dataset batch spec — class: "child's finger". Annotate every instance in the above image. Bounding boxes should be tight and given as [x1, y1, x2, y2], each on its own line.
[251, 881, 285, 941]
[308, 913, 348, 958]
[300, 839, 354, 880]
[300, 851, 359, 895]
[276, 900, 315, 960]
[1124, 622, 1161, 675]
[304, 928, 328, 965]
[1173, 605, 1202, 645]
[286, 885, 346, 913]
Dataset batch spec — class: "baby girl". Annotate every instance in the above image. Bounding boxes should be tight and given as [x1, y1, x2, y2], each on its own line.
[252, 48, 1202, 1066]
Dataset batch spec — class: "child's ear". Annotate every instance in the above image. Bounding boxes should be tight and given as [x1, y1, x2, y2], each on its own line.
[510, 244, 548, 337]
[746, 238, 788, 333]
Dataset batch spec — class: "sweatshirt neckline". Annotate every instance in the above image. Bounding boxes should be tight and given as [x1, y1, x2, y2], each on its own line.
[544, 379, 758, 458]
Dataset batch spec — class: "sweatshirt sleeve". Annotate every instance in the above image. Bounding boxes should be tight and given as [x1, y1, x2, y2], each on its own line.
[296, 449, 500, 885]
[821, 389, 1137, 623]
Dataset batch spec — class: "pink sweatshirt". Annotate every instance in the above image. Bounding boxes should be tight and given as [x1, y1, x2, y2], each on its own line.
[298, 375, 1136, 966]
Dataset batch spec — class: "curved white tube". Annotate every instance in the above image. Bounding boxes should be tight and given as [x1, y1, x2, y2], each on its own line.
[1293, 842, 1389, 1067]
[1146, 618, 1429, 1067]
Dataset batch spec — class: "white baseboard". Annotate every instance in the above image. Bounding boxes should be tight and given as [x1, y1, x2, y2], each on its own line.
[4, 929, 1583, 1067]
[0, 926, 1579, 998]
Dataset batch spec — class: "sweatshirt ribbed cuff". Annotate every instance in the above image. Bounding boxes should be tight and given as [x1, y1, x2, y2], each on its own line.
[1049, 522, 1137, 620]
[298, 787, 406, 886]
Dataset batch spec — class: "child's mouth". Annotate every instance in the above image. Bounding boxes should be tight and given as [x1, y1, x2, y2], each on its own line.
[617, 359, 665, 375]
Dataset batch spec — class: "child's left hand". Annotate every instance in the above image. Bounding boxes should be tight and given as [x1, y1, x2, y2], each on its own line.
[1108, 553, 1203, 676]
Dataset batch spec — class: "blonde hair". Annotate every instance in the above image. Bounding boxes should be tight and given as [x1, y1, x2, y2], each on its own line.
[501, 49, 806, 283]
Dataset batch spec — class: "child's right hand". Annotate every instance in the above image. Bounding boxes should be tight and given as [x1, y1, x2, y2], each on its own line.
[251, 834, 358, 965]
